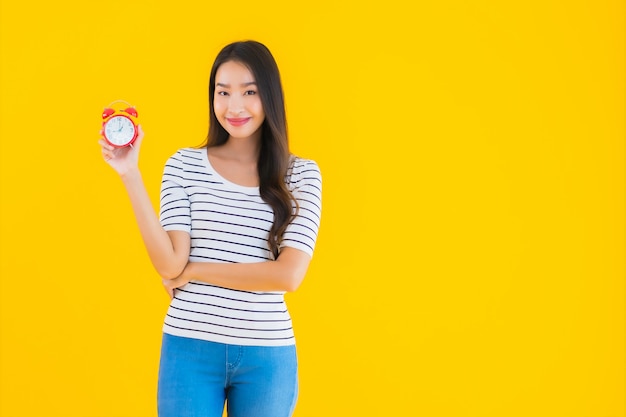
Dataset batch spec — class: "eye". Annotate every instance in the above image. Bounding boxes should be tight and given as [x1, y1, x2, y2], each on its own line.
[216, 91, 229, 96]
[244, 90, 257, 96]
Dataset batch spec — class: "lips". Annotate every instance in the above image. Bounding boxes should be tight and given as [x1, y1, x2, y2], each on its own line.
[226, 117, 251, 127]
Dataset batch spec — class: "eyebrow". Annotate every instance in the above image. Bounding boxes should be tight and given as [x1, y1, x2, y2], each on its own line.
[215, 82, 257, 88]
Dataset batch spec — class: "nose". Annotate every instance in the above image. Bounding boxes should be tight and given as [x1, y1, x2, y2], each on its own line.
[228, 96, 245, 115]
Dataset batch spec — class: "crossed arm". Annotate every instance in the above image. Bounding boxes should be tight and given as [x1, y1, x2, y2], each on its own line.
[161, 234, 311, 297]
[121, 166, 310, 297]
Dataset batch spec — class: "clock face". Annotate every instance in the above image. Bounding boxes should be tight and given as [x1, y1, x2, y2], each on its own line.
[104, 115, 136, 147]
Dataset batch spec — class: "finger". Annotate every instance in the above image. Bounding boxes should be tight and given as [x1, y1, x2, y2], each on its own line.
[101, 146, 115, 161]
[133, 125, 144, 147]
[98, 139, 115, 152]
[163, 282, 174, 299]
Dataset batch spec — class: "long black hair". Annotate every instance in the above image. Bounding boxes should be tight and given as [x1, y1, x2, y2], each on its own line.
[203, 40, 296, 259]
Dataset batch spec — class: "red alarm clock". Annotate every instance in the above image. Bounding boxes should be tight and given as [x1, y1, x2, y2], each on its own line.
[102, 100, 139, 148]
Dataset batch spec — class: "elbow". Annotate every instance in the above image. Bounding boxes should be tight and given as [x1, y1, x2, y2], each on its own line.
[152, 255, 189, 280]
[159, 270, 180, 280]
[282, 271, 306, 293]
[156, 263, 187, 280]
[276, 253, 310, 292]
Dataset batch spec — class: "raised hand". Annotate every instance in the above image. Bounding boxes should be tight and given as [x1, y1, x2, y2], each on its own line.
[99, 124, 144, 176]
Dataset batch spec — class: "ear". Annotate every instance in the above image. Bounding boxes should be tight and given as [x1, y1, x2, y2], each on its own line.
[124, 107, 138, 117]
[102, 108, 115, 119]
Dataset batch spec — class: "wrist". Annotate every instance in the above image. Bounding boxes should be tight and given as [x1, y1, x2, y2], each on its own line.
[120, 167, 141, 183]
[185, 262, 196, 281]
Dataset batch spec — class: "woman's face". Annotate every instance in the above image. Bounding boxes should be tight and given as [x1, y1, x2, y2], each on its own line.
[213, 60, 265, 141]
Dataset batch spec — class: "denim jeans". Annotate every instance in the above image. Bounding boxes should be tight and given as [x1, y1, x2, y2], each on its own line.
[157, 333, 299, 417]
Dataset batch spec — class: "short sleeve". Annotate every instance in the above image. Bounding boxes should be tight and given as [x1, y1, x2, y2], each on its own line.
[280, 158, 322, 257]
[159, 151, 191, 233]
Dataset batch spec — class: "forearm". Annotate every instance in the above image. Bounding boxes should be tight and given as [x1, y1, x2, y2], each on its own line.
[184, 249, 311, 292]
[121, 168, 188, 279]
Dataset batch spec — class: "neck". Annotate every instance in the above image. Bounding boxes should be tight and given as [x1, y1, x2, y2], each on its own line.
[222, 133, 261, 163]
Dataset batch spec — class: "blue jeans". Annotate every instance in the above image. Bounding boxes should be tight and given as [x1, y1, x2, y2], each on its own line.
[157, 333, 299, 417]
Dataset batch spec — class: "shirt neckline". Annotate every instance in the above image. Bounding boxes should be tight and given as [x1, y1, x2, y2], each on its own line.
[202, 148, 260, 192]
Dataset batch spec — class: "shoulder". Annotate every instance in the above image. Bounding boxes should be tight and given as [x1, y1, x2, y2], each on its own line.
[288, 156, 321, 178]
[286, 155, 322, 192]
[166, 147, 205, 164]
[164, 147, 205, 170]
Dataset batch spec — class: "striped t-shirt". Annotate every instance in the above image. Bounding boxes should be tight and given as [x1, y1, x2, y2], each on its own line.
[158, 147, 322, 346]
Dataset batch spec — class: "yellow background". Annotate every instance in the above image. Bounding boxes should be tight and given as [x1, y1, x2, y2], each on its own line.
[0, 0, 624, 416]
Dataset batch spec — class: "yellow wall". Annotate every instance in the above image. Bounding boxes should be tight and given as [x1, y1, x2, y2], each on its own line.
[0, 1, 623, 416]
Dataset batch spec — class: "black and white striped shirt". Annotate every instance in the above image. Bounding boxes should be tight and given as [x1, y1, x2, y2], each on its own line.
[159, 148, 322, 346]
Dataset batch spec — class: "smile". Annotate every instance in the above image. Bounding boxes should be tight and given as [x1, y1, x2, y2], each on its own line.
[226, 117, 251, 127]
